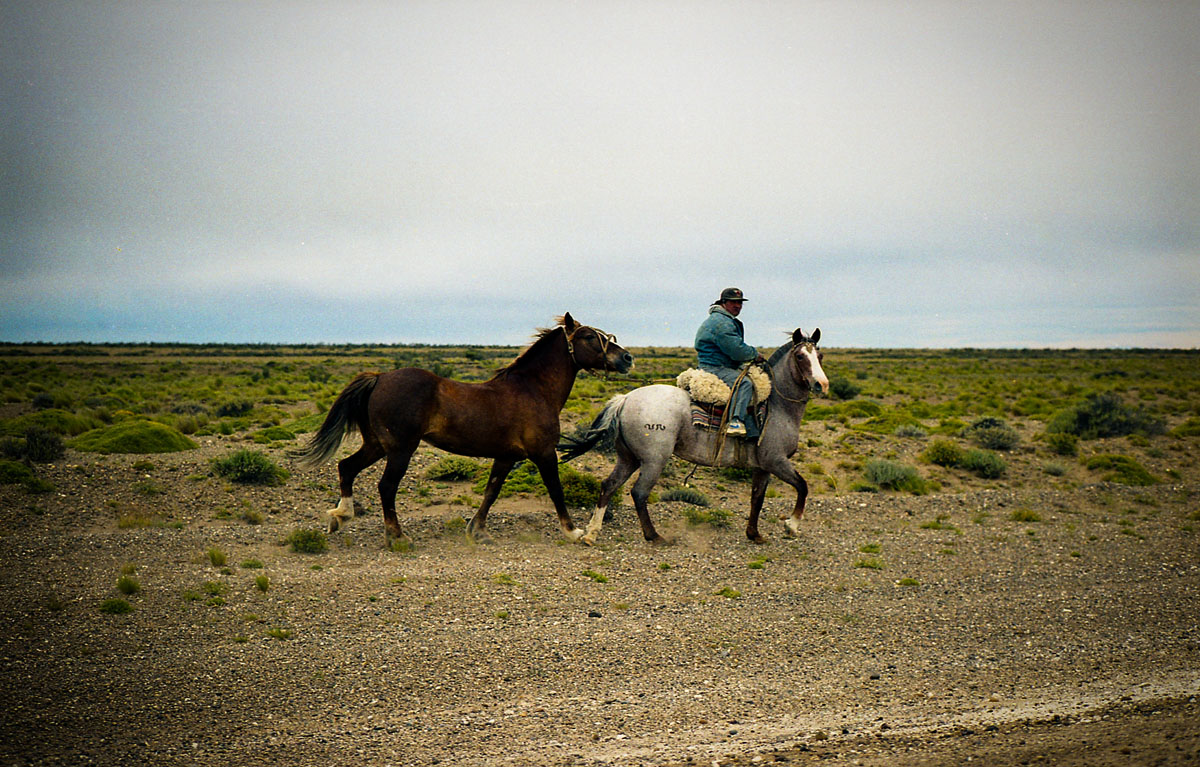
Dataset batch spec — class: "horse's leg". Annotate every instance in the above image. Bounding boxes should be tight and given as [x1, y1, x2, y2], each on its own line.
[377, 443, 418, 546]
[466, 458, 515, 545]
[763, 458, 808, 538]
[630, 455, 671, 545]
[530, 453, 584, 542]
[581, 451, 638, 546]
[329, 440, 386, 533]
[746, 469, 771, 544]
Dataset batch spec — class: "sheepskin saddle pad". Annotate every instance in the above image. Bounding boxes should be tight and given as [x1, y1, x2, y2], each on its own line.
[675, 367, 771, 406]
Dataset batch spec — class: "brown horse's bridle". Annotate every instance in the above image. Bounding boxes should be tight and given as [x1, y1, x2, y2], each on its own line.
[564, 325, 619, 372]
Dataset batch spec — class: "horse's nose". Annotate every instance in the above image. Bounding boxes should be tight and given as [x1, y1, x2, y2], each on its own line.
[622, 352, 633, 365]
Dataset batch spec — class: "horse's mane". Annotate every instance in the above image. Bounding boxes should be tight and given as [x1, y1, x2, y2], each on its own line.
[767, 339, 795, 368]
[488, 319, 567, 381]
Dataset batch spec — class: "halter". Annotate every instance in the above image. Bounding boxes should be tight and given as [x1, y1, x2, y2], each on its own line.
[769, 342, 818, 403]
[564, 325, 619, 372]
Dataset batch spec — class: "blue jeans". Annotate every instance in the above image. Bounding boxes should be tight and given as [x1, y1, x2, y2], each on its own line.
[699, 365, 758, 437]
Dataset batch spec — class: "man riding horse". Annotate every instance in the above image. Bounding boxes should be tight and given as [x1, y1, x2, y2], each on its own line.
[694, 287, 764, 438]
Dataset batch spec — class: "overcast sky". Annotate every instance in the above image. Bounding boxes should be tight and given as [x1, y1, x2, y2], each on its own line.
[2, 1, 1197, 349]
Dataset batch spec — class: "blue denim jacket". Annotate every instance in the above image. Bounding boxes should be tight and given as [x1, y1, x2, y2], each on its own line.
[694, 305, 757, 369]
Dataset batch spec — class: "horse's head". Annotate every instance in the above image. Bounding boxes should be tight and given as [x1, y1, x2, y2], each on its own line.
[562, 313, 634, 374]
[788, 328, 829, 395]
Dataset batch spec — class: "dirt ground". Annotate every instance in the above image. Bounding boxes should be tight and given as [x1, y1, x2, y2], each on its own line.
[0, 432, 1197, 766]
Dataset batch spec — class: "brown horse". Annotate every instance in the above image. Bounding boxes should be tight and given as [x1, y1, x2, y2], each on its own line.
[294, 314, 633, 545]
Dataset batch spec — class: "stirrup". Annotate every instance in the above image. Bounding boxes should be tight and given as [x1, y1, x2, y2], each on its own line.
[725, 418, 747, 437]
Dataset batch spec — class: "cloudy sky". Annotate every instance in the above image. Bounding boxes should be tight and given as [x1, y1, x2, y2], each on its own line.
[2, 1, 1197, 348]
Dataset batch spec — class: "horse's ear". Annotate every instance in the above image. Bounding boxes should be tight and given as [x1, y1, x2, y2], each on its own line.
[562, 313, 579, 332]
[792, 328, 805, 345]
[811, 328, 821, 344]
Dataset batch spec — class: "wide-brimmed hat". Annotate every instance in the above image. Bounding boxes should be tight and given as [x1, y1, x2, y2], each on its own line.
[714, 287, 747, 304]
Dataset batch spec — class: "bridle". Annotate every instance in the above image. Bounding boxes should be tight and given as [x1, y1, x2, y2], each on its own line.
[565, 325, 620, 372]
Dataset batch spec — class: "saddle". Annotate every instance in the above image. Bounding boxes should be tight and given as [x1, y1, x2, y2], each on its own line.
[676, 367, 771, 432]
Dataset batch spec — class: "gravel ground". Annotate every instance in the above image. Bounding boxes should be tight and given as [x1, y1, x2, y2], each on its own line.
[1, 435, 1197, 766]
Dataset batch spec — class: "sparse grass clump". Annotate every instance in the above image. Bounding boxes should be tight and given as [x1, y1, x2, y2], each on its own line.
[99, 598, 133, 614]
[1010, 509, 1041, 523]
[1045, 432, 1079, 456]
[855, 557, 884, 570]
[962, 417, 1020, 451]
[863, 459, 927, 493]
[255, 575, 270, 592]
[116, 575, 140, 595]
[286, 527, 328, 553]
[424, 456, 487, 481]
[961, 449, 1006, 479]
[682, 506, 732, 527]
[582, 569, 608, 583]
[211, 449, 289, 486]
[660, 486, 711, 507]
[206, 547, 227, 567]
[1085, 455, 1158, 486]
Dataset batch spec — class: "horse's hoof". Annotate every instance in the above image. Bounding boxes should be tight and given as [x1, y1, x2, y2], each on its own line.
[748, 533, 768, 545]
[468, 531, 494, 545]
[579, 533, 597, 547]
[782, 520, 801, 539]
[648, 534, 672, 546]
[327, 514, 343, 533]
[564, 527, 585, 543]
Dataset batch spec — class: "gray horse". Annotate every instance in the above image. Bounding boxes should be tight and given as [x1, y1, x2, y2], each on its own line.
[559, 328, 828, 545]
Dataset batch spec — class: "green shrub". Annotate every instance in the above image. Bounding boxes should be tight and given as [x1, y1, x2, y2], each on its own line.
[99, 598, 133, 614]
[893, 424, 927, 439]
[467, 461, 598, 507]
[682, 506, 733, 527]
[963, 418, 1020, 450]
[216, 400, 253, 418]
[425, 456, 487, 481]
[961, 449, 1006, 479]
[211, 450, 289, 485]
[1085, 455, 1158, 486]
[70, 420, 198, 454]
[558, 464, 601, 508]
[661, 486, 711, 506]
[1170, 418, 1200, 437]
[116, 575, 141, 595]
[719, 466, 754, 483]
[862, 459, 926, 493]
[922, 439, 964, 467]
[252, 425, 295, 443]
[22, 427, 65, 462]
[1048, 392, 1165, 439]
[286, 527, 328, 553]
[853, 412, 920, 434]
[0, 409, 103, 437]
[0, 460, 34, 485]
[1045, 432, 1079, 456]
[828, 376, 861, 401]
[839, 400, 884, 418]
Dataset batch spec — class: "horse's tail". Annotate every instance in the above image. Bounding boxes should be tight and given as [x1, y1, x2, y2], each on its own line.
[291, 372, 381, 468]
[558, 393, 627, 462]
